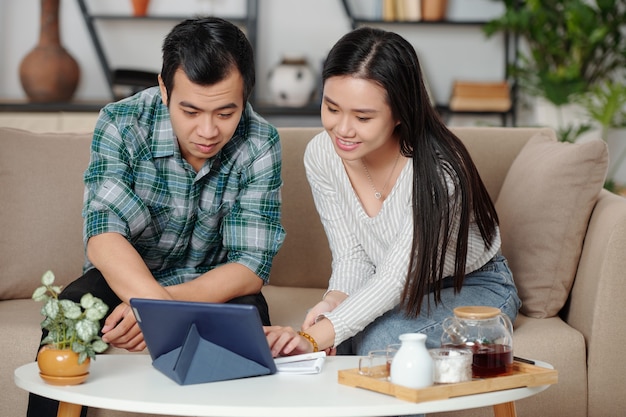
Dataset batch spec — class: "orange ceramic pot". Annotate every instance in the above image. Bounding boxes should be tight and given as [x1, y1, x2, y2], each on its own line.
[37, 347, 90, 385]
[131, 0, 151, 17]
[422, 0, 448, 21]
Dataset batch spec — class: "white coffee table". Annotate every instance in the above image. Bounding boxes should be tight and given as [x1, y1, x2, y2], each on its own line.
[15, 354, 551, 417]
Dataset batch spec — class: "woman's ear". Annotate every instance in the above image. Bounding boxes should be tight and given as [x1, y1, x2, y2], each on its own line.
[158, 74, 168, 106]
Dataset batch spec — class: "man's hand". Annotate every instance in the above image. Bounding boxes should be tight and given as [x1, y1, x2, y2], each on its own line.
[101, 303, 145, 352]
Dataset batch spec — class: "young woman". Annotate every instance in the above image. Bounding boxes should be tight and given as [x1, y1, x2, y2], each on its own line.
[265, 27, 520, 358]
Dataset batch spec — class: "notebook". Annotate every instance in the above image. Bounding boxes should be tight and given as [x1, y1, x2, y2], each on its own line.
[274, 351, 326, 374]
[130, 298, 277, 385]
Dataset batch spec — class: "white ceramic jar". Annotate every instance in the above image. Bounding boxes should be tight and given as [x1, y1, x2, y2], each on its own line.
[390, 333, 434, 389]
[267, 57, 317, 107]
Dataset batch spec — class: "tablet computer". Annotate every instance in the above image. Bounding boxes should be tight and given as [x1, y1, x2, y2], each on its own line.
[130, 298, 277, 384]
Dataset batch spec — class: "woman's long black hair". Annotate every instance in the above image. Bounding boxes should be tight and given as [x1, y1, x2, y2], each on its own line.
[323, 27, 499, 316]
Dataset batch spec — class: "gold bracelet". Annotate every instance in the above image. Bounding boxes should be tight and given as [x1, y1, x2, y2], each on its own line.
[297, 331, 319, 352]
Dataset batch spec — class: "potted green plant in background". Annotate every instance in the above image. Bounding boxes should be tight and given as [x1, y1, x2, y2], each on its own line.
[577, 80, 626, 192]
[33, 270, 109, 385]
[483, 0, 626, 142]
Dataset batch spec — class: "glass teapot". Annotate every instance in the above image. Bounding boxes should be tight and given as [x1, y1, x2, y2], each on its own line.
[441, 306, 514, 377]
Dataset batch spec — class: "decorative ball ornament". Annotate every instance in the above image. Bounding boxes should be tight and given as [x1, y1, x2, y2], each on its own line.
[267, 57, 317, 107]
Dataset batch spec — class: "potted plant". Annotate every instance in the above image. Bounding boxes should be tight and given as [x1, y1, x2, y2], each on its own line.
[32, 270, 109, 384]
[483, 0, 626, 141]
[576, 80, 626, 191]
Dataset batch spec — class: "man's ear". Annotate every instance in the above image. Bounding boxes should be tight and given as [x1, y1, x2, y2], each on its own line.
[158, 74, 168, 106]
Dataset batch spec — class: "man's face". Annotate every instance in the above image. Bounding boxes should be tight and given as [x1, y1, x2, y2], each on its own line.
[159, 68, 244, 171]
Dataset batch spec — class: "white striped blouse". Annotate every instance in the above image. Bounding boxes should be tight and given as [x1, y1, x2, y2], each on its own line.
[304, 131, 500, 347]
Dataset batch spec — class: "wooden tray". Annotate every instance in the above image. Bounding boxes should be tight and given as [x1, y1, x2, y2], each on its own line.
[338, 361, 558, 403]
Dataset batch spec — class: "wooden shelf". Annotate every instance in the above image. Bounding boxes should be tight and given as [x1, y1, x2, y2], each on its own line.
[86, 14, 247, 22]
[350, 19, 491, 26]
[0, 101, 106, 112]
[339, 0, 518, 126]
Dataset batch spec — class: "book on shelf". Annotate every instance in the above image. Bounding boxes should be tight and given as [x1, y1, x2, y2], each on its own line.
[449, 80, 512, 112]
[383, 0, 422, 21]
[397, 0, 422, 21]
[383, 0, 396, 21]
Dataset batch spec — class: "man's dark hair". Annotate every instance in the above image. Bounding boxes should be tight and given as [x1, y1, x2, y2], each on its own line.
[161, 17, 255, 103]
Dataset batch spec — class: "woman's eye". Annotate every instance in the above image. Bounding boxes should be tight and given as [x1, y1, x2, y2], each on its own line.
[326, 106, 338, 113]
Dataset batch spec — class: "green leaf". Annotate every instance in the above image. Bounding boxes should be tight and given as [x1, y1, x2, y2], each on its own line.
[60, 299, 82, 320]
[43, 299, 60, 320]
[32, 286, 48, 302]
[41, 270, 55, 286]
[75, 319, 98, 342]
[72, 342, 86, 353]
[85, 298, 108, 321]
[77, 351, 89, 365]
[80, 293, 95, 309]
[92, 339, 109, 353]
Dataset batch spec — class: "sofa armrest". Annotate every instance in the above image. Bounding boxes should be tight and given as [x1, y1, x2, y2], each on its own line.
[565, 189, 626, 417]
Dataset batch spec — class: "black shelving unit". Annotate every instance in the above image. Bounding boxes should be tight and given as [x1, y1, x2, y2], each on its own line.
[339, 0, 518, 126]
[70, 0, 320, 117]
[76, 0, 258, 102]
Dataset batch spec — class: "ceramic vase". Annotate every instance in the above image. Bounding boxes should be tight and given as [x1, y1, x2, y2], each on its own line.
[390, 333, 434, 389]
[131, 0, 151, 17]
[422, 0, 448, 21]
[19, 0, 80, 103]
[267, 57, 317, 107]
[37, 346, 90, 386]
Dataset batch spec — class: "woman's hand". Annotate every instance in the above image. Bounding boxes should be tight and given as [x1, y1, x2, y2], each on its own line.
[302, 300, 334, 330]
[264, 326, 314, 357]
[302, 291, 347, 330]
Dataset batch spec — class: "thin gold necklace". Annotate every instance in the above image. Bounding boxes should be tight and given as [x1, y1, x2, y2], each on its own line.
[362, 153, 401, 200]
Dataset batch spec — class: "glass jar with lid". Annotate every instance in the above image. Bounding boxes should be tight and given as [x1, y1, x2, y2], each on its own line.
[441, 306, 514, 377]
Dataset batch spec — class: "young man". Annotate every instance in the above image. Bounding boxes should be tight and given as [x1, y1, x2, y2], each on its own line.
[28, 17, 285, 417]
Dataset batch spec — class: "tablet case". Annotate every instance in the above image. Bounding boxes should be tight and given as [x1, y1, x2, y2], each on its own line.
[130, 298, 277, 385]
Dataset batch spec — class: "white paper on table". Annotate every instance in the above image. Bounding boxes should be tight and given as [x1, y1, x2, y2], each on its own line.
[274, 351, 327, 374]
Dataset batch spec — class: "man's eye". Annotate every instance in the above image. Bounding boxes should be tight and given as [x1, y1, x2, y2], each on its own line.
[357, 116, 371, 122]
[218, 113, 234, 118]
[183, 110, 197, 116]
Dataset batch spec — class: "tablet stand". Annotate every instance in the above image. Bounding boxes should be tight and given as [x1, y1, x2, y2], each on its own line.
[151, 323, 272, 385]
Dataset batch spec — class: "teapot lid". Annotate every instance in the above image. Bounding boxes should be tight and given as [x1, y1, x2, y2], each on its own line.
[453, 306, 501, 319]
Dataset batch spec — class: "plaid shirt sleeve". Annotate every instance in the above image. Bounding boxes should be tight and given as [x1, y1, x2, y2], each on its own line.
[83, 112, 144, 242]
[221, 117, 286, 283]
[82, 91, 167, 245]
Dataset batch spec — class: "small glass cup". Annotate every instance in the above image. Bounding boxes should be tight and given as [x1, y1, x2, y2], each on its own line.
[385, 343, 401, 378]
[359, 350, 390, 379]
[429, 347, 473, 384]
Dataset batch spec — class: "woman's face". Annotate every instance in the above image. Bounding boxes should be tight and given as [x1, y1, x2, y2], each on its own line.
[321, 75, 400, 163]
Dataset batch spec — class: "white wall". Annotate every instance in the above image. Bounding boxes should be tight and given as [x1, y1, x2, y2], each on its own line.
[1, 0, 505, 106]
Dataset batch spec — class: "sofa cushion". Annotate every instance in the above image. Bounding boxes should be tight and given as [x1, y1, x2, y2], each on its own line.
[495, 133, 608, 318]
[0, 128, 91, 301]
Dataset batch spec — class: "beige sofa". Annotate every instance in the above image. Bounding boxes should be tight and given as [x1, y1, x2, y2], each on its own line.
[1, 122, 625, 417]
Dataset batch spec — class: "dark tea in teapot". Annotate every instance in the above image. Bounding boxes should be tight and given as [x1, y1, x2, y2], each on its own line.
[441, 306, 514, 378]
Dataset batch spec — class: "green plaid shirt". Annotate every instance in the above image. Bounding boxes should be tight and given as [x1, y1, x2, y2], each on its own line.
[82, 87, 285, 286]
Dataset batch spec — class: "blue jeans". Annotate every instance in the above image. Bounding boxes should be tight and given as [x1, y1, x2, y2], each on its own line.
[337, 254, 521, 355]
